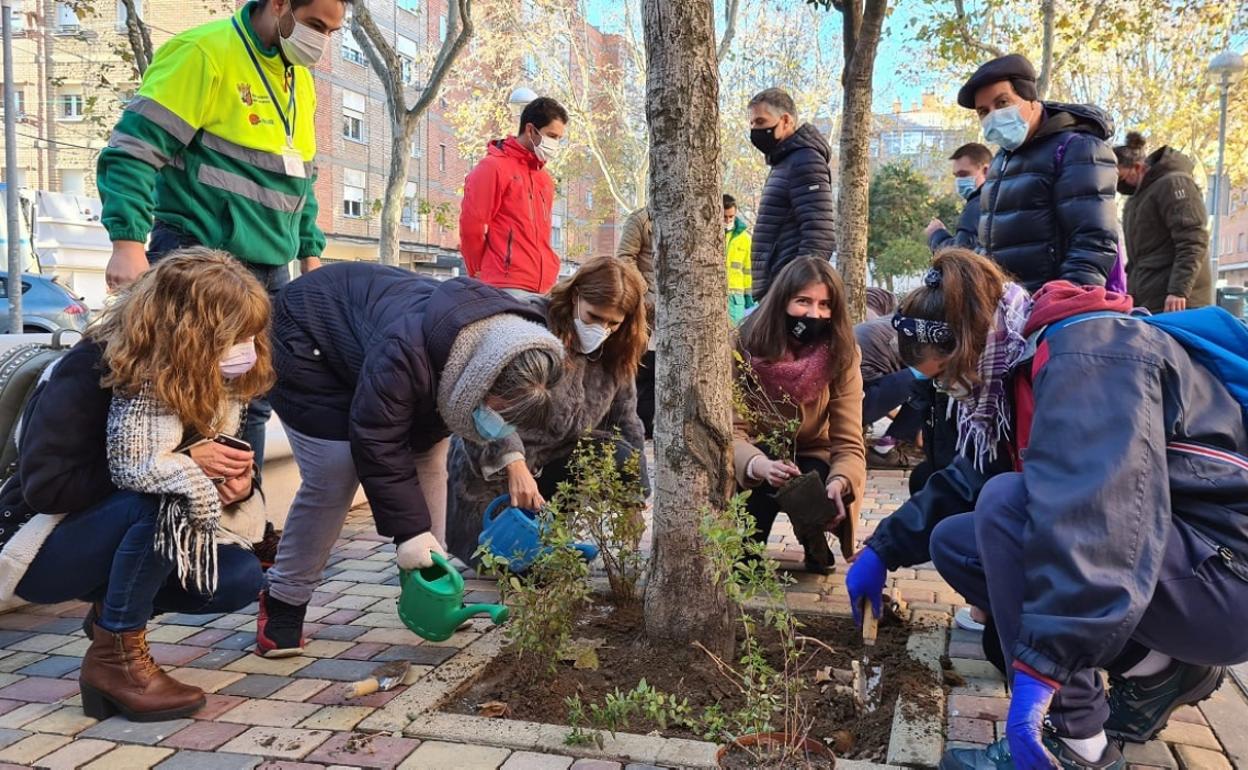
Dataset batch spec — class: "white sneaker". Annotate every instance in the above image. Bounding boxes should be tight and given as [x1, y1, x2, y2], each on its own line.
[954, 606, 985, 632]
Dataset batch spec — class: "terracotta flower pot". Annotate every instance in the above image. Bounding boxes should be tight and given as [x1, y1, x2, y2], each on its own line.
[773, 470, 838, 531]
[715, 731, 836, 768]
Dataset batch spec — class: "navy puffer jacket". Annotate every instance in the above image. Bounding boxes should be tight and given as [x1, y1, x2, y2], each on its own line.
[978, 102, 1119, 291]
[750, 123, 837, 300]
[269, 264, 546, 542]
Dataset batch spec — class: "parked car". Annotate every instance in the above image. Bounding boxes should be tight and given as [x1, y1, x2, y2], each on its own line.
[1, 272, 91, 333]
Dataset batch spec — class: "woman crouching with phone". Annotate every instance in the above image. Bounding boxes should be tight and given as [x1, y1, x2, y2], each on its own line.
[0, 249, 267, 721]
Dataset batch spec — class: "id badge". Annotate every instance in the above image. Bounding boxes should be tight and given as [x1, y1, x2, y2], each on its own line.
[282, 148, 306, 179]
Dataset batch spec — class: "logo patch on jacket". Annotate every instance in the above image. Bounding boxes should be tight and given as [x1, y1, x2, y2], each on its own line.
[237, 83, 254, 106]
[1174, 187, 1187, 200]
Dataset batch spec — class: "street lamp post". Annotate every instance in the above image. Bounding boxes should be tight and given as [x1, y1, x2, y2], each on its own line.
[1209, 50, 1245, 282]
[507, 86, 538, 122]
[2, 0, 23, 333]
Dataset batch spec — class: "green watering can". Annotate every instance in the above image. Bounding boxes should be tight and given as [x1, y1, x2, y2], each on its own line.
[397, 553, 510, 642]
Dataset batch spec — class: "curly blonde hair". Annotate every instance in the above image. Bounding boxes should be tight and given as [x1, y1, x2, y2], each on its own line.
[88, 247, 275, 437]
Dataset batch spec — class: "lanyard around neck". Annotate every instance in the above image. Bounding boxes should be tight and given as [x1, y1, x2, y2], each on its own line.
[232, 17, 297, 146]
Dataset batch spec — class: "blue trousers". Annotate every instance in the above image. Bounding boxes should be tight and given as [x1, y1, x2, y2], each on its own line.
[16, 491, 263, 632]
[147, 223, 290, 480]
[930, 472, 1248, 738]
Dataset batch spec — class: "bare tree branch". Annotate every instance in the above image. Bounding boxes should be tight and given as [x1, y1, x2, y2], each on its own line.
[1051, 0, 1112, 83]
[716, 0, 741, 63]
[410, 0, 474, 119]
[951, 0, 1006, 60]
[1037, 0, 1055, 98]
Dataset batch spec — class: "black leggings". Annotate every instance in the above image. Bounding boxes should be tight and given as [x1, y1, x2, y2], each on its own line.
[744, 456, 835, 569]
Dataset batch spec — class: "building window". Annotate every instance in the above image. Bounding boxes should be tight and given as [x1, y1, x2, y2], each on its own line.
[61, 169, 87, 195]
[439, 13, 447, 42]
[341, 26, 365, 65]
[342, 90, 366, 142]
[4, 90, 25, 120]
[586, 190, 593, 209]
[411, 136, 423, 158]
[401, 182, 418, 229]
[6, 4, 25, 33]
[398, 0, 418, 12]
[551, 215, 563, 250]
[116, 0, 141, 30]
[1239, 232, 1246, 254]
[54, 2, 79, 33]
[438, 144, 446, 172]
[59, 93, 85, 121]
[343, 169, 366, 218]
[398, 36, 418, 86]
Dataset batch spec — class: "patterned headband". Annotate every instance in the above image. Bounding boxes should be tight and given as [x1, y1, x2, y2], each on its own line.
[892, 311, 955, 348]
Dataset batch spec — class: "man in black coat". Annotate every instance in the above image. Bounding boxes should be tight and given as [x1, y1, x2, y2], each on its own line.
[926, 142, 992, 253]
[747, 88, 837, 301]
[960, 54, 1119, 291]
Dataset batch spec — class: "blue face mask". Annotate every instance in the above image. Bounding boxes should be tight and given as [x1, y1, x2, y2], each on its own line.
[472, 405, 516, 441]
[981, 104, 1030, 152]
[955, 176, 978, 200]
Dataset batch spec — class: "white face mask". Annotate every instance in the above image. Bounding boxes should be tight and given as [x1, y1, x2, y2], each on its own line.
[572, 299, 611, 354]
[279, 7, 329, 68]
[532, 130, 565, 164]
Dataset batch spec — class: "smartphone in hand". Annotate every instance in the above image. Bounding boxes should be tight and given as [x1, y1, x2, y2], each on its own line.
[213, 434, 252, 452]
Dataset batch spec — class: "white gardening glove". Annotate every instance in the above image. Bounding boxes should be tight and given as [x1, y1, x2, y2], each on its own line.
[396, 532, 447, 570]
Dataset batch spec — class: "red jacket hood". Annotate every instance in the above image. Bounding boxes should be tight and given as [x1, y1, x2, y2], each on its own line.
[488, 136, 545, 170]
[1023, 280, 1134, 337]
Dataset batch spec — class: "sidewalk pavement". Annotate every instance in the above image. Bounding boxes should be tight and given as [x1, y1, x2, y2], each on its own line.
[0, 469, 1242, 768]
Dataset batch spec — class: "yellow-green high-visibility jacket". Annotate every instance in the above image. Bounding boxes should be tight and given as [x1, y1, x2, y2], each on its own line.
[726, 217, 752, 295]
[97, 1, 324, 266]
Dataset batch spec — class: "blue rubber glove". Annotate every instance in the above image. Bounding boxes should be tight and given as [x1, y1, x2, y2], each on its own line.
[1006, 670, 1059, 770]
[845, 546, 887, 627]
[908, 366, 930, 381]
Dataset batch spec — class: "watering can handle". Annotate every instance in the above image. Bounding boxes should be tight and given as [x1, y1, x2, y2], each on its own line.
[482, 494, 512, 529]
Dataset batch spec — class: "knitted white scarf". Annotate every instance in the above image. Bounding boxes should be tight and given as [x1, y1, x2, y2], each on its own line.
[107, 387, 241, 594]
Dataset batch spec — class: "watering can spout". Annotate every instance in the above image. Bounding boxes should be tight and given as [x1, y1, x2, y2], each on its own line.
[450, 603, 511, 629]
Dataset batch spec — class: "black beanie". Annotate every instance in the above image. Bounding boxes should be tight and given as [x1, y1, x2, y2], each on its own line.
[957, 54, 1039, 109]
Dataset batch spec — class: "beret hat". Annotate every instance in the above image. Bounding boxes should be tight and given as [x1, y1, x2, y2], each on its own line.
[957, 53, 1039, 109]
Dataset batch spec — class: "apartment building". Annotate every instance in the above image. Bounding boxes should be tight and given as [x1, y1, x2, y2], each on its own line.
[1, 0, 621, 277]
[1216, 186, 1248, 289]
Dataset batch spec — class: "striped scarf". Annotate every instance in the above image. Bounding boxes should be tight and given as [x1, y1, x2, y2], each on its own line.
[954, 282, 1032, 470]
[106, 387, 241, 594]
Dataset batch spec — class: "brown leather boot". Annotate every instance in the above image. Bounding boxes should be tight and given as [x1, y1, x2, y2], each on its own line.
[79, 624, 206, 722]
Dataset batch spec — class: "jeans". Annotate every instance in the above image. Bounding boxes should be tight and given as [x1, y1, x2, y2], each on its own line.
[15, 491, 263, 632]
[930, 472, 1248, 738]
[148, 223, 292, 480]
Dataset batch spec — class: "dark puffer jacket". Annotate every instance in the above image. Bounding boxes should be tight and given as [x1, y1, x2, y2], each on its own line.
[1123, 147, 1212, 313]
[978, 102, 1119, 291]
[750, 123, 837, 300]
[269, 264, 546, 542]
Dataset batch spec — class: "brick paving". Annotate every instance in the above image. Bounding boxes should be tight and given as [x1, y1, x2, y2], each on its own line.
[0, 467, 1242, 767]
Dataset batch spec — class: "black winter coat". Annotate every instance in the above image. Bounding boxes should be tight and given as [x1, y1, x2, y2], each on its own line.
[269, 265, 546, 542]
[750, 123, 837, 300]
[0, 340, 118, 552]
[978, 103, 1119, 291]
[929, 188, 981, 253]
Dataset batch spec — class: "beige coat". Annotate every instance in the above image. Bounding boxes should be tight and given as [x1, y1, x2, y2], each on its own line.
[732, 345, 866, 559]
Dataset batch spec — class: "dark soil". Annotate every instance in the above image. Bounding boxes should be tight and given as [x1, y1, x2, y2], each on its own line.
[445, 600, 942, 764]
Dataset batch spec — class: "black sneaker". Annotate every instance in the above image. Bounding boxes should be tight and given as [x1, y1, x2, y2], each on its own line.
[255, 590, 307, 658]
[1105, 661, 1225, 743]
[939, 734, 1124, 769]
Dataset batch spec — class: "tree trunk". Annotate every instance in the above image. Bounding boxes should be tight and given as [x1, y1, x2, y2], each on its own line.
[641, 0, 735, 658]
[836, 0, 888, 324]
[378, 116, 416, 267]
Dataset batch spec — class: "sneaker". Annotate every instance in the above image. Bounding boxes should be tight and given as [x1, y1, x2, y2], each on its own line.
[867, 446, 917, 470]
[1105, 661, 1225, 743]
[954, 606, 986, 632]
[253, 523, 281, 570]
[939, 734, 1124, 769]
[255, 590, 307, 658]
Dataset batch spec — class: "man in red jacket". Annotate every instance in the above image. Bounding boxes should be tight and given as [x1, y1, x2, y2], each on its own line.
[460, 97, 569, 295]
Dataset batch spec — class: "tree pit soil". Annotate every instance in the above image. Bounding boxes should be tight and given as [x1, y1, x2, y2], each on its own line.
[445, 601, 943, 764]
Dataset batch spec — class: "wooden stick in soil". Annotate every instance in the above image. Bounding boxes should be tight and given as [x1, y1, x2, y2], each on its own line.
[860, 597, 879, 646]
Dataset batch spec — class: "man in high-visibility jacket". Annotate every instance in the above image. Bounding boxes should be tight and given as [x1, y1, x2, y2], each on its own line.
[97, 0, 347, 469]
[724, 194, 753, 324]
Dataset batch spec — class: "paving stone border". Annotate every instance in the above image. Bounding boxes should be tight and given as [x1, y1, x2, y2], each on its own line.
[375, 595, 939, 769]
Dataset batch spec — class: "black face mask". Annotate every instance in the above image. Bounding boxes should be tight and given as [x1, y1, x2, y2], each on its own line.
[786, 314, 832, 344]
[750, 124, 781, 156]
[1116, 179, 1138, 196]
